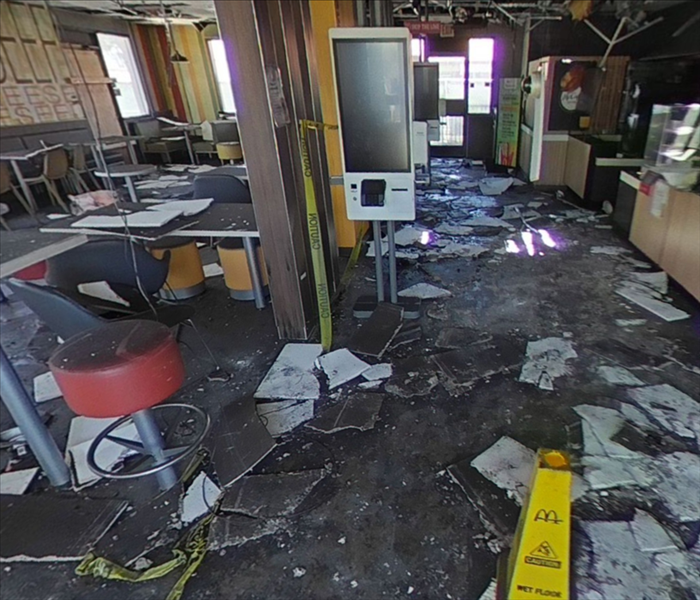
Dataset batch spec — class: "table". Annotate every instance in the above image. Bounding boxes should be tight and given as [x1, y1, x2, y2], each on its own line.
[160, 120, 200, 165]
[0, 145, 63, 213]
[40, 202, 267, 308]
[94, 164, 156, 203]
[0, 230, 88, 487]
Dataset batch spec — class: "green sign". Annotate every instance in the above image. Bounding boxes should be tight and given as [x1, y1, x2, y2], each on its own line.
[495, 78, 522, 168]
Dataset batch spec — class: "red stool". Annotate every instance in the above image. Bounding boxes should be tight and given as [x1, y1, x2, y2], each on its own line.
[49, 320, 209, 490]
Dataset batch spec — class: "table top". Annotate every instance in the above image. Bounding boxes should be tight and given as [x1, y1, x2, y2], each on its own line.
[39, 202, 258, 241]
[95, 165, 157, 178]
[0, 144, 64, 162]
[0, 228, 88, 278]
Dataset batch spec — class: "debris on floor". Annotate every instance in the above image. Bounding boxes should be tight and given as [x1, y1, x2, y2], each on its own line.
[207, 397, 276, 488]
[0, 495, 129, 561]
[77, 281, 131, 307]
[65, 416, 140, 489]
[361, 363, 392, 381]
[348, 303, 403, 359]
[257, 399, 315, 437]
[393, 226, 431, 247]
[398, 283, 451, 300]
[590, 245, 630, 255]
[32, 371, 62, 403]
[597, 365, 645, 386]
[208, 514, 287, 551]
[434, 224, 474, 236]
[615, 318, 647, 327]
[203, 263, 224, 278]
[0, 468, 38, 495]
[616, 270, 689, 322]
[306, 393, 383, 434]
[254, 344, 324, 401]
[479, 177, 513, 196]
[316, 349, 371, 389]
[180, 472, 223, 525]
[221, 469, 327, 518]
[518, 337, 578, 390]
[626, 384, 700, 441]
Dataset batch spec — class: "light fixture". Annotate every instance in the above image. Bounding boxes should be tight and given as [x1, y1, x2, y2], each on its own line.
[170, 49, 189, 64]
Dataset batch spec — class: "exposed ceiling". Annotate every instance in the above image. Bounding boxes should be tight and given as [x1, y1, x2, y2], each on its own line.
[34, 0, 217, 24]
[29, 0, 693, 26]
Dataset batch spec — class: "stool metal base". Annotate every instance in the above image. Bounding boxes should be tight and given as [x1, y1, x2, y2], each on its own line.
[229, 286, 270, 302]
[159, 282, 206, 301]
[87, 403, 210, 491]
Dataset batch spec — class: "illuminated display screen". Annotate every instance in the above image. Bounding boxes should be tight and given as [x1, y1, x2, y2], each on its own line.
[333, 39, 411, 173]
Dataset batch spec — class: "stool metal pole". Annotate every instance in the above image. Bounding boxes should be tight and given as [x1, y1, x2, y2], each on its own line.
[131, 409, 178, 491]
[243, 238, 267, 309]
[0, 348, 71, 487]
[386, 220, 398, 304]
[372, 220, 385, 302]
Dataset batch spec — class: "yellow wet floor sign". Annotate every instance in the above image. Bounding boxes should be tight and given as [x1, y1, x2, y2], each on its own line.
[505, 449, 571, 600]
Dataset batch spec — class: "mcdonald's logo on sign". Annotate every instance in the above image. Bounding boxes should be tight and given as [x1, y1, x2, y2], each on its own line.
[534, 509, 563, 525]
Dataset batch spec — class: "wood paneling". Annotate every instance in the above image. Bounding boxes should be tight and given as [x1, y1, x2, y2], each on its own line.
[630, 189, 671, 265]
[660, 190, 700, 302]
[540, 139, 569, 186]
[564, 136, 591, 198]
[214, 0, 315, 340]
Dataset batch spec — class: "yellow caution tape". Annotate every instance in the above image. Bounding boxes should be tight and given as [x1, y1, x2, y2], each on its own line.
[76, 512, 214, 600]
[506, 449, 572, 600]
[300, 119, 337, 351]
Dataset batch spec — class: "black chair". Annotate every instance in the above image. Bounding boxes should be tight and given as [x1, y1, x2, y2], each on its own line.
[192, 167, 267, 301]
[46, 239, 169, 307]
[194, 167, 251, 253]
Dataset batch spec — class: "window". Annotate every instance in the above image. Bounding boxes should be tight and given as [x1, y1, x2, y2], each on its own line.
[207, 39, 236, 114]
[411, 38, 424, 63]
[428, 56, 465, 100]
[467, 38, 494, 114]
[96, 33, 149, 119]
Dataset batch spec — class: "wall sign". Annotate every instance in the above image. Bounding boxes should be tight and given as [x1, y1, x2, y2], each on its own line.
[495, 78, 522, 168]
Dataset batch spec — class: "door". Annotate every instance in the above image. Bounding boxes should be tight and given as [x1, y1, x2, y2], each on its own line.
[428, 55, 466, 157]
[465, 38, 496, 160]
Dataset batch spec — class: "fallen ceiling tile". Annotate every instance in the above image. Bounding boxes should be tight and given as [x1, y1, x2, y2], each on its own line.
[316, 349, 371, 389]
[306, 393, 383, 434]
[627, 384, 700, 441]
[470, 437, 534, 505]
[257, 399, 315, 437]
[398, 283, 451, 300]
[574, 404, 641, 458]
[616, 287, 690, 322]
[221, 469, 327, 518]
[180, 472, 223, 525]
[518, 337, 577, 391]
[207, 397, 276, 489]
[0, 496, 128, 562]
[208, 514, 286, 551]
[254, 344, 323, 401]
[597, 366, 645, 386]
[362, 364, 392, 381]
[32, 371, 62, 403]
[630, 509, 680, 553]
[347, 304, 404, 359]
[0, 468, 38, 496]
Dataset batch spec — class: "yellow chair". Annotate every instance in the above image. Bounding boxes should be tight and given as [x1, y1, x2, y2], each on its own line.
[217, 239, 268, 301]
[149, 239, 206, 300]
[216, 142, 243, 164]
[24, 148, 70, 211]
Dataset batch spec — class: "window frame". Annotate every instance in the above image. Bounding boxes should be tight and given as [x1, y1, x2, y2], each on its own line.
[206, 37, 237, 115]
[96, 32, 151, 120]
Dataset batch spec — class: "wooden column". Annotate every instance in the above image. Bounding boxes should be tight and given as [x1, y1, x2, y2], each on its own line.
[213, 0, 316, 340]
